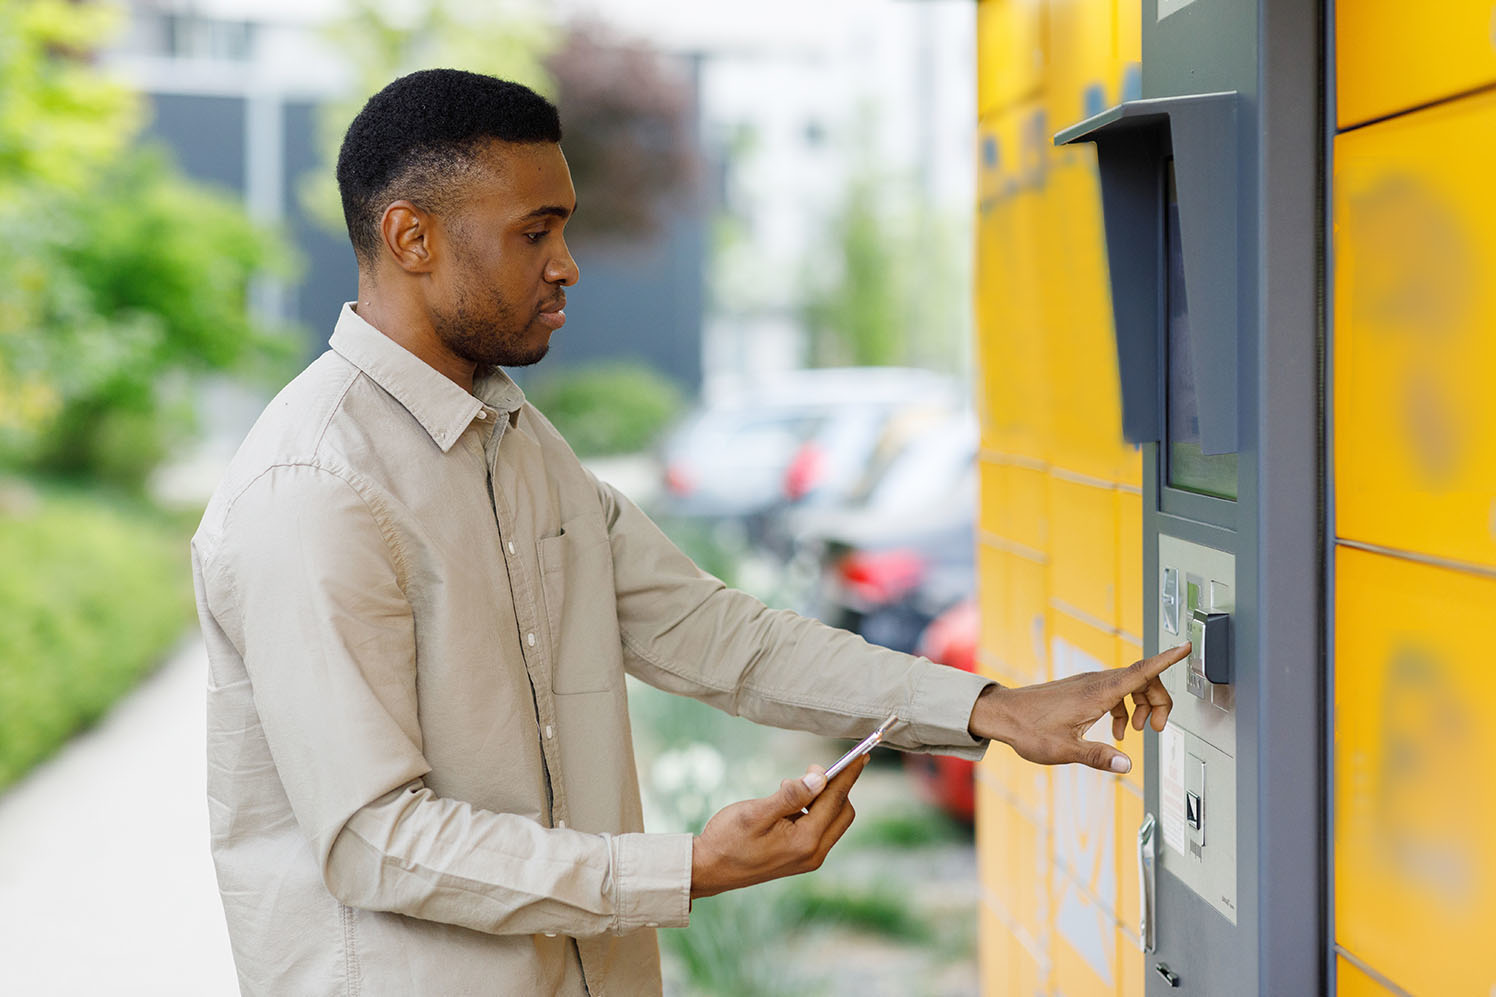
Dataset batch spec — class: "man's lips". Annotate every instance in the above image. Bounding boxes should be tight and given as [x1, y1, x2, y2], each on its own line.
[537, 297, 567, 330]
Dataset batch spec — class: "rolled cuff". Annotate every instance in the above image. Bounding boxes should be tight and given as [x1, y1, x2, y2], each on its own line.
[903, 661, 996, 761]
[609, 831, 693, 933]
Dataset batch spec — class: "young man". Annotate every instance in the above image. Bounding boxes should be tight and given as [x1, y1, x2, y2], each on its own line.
[191, 69, 1186, 995]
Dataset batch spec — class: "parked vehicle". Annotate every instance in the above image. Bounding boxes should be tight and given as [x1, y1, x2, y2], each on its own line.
[903, 599, 979, 823]
[790, 411, 977, 652]
[656, 368, 961, 534]
[807, 517, 974, 655]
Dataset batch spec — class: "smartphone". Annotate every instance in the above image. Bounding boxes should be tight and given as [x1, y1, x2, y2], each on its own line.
[824, 714, 900, 779]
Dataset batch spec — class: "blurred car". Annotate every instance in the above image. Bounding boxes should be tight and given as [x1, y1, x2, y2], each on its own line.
[809, 518, 974, 655]
[791, 411, 977, 653]
[902, 598, 979, 823]
[656, 367, 961, 532]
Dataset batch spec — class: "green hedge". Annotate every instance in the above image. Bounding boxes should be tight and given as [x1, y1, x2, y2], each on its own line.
[525, 363, 685, 457]
[0, 483, 194, 791]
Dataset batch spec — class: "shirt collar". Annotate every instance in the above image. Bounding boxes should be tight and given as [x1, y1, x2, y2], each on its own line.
[328, 303, 526, 453]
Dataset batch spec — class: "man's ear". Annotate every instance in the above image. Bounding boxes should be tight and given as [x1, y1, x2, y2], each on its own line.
[379, 200, 437, 274]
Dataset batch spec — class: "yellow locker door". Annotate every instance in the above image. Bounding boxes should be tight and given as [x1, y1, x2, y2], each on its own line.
[1334, 90, 1496, 571]
[1337, 0, 1496, 128]
[1334, 547, 1496, 996]
[979, 0, 1046, 118]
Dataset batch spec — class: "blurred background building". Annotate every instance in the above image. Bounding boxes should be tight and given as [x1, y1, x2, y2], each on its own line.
[103, 0, 976, 396]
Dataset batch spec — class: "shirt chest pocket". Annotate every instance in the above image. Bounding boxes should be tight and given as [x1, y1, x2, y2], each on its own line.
[536, 514, 624, 694]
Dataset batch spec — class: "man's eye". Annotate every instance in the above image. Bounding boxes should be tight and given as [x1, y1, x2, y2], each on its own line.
[524, 231, 546, 244]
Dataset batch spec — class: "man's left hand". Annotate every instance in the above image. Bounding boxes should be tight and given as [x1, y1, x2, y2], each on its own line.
[967, 642, 1192, 774]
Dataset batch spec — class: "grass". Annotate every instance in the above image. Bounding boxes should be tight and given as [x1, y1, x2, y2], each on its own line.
[843, 808, 971, 851]
[779, 880, 934, 944]
[0, 478, 195, 791]
[664, 884, 809, 997]
[630, 671, 979, 995]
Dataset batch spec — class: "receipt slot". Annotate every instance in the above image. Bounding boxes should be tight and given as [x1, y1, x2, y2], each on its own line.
[1049, 1, 1325, 994]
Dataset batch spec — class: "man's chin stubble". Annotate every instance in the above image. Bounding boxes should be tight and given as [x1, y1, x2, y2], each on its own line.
[438, 322, 550, 369]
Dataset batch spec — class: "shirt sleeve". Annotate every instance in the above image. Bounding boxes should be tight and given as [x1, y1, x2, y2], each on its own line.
[593, 477, 994, 759]
[200, 461, 691, 937]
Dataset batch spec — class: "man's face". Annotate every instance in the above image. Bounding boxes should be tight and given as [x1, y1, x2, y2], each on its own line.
[429, 140, 579, 368]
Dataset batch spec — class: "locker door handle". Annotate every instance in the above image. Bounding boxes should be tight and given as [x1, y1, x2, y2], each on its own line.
[1138, 812, 1157, 952]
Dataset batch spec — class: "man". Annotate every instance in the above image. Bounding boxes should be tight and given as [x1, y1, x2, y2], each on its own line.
[192, 69, 1186, 995]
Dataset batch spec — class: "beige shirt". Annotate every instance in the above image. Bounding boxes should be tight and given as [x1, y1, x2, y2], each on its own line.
[191, 303, 992, 996]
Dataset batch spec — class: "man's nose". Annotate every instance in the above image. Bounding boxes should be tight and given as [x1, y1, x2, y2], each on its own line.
[547, 244, 580, 286]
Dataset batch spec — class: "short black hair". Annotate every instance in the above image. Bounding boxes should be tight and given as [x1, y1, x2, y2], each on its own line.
[336, 69, 562, 267]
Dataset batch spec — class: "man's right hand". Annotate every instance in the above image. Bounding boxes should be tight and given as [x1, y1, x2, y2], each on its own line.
[689, 756, 867, 900]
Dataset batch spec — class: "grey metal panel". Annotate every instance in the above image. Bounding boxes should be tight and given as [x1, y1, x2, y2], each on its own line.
[1096, 130, 1164, 444]
[1322, 7, 1339, 987]
[1166, 96, 1238, 456]
[1055, 93, 1239, 455]
[1159, 482, 1237, 531]
[1253, 0, 1327, 992]
[1149, 0, 1325, 993]
[1119, 0, 1326, 994]
[1095, 128, 1160, 443]
[1143, 488, 1244, 996]
[1152, 864, 1241, 993]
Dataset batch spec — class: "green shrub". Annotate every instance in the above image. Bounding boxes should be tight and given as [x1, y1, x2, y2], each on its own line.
[0, 482, 194, 791]
[0, 3, 298, 491]
[844, 808, 970, 850]
[526, 363, 685, 457]
[9, 147, 299, 491]
[663, 883, 807, 997]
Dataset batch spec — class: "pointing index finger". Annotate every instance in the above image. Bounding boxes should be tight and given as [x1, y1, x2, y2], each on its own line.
[1131, 641, 1191, 685]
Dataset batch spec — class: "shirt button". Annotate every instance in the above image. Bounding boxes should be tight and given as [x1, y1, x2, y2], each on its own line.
[527, 632, 536, 647]
[557, 819, 567, 829]
[507, 541, 516, 555]
[545, 725, 554, 739]
[646, 922, 659, 929]
[544, 932, 557, 938]
[476, 410, 487, 420]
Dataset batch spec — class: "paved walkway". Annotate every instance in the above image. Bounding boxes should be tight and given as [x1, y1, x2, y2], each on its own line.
[0, 636, 238, 995]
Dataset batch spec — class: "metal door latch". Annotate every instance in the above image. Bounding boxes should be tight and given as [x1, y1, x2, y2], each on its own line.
[1138, 812, 1157, 952]
[1155, 962, 1182, 987]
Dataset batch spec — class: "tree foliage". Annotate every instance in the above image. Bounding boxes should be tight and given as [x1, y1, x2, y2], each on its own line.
[21, 149, 297, 486]
[0, 0, 137, 438]
[0, 1, 138, 198]
[0, 0, 297, 489]
[797, 114, 968, 373]
[800, 171, 911, 368]
[546, 25, 698, 243]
